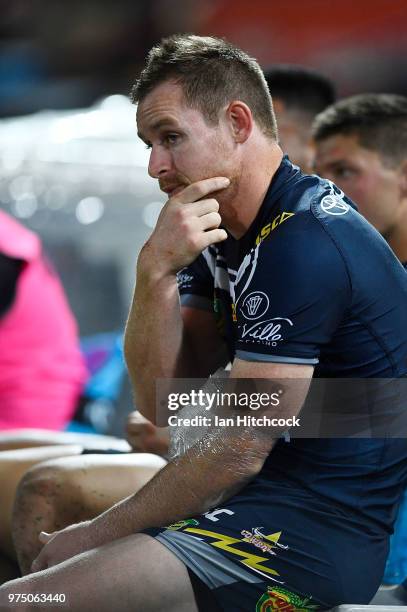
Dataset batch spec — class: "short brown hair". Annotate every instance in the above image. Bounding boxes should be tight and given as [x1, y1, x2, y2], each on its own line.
[264, 65, 336, 117]
[312, 93, 407, 166]
[131, 34, 277, 140]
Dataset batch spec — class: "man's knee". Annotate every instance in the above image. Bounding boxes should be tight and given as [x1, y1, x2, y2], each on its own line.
[14, 460, 85, 527]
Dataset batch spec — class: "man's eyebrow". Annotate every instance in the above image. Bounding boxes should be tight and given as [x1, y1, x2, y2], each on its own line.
[138, 118, 179, 141]
[314, 157, 343, 172]
[318, 158, 349, 169]
[329, 157, 348, 164]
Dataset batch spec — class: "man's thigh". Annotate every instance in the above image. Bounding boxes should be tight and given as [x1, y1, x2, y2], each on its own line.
[0, 534, 198, 612]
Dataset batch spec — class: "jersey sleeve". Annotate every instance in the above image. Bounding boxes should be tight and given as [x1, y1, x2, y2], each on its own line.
[234, 210, 351, 364]
[177, 249, 214, 311]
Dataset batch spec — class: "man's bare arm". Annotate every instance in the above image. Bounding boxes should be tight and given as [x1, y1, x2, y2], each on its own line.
[124, 177, 230, 423]
[93, 361, 312, 534]
[95, 359, 313, 537]
[31, 362, 312, 571]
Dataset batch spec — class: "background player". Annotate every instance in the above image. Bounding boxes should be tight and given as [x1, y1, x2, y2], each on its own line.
[313, 93, 407, 603]
[264, 65, 335, 173]
[313, 93, 407, 267]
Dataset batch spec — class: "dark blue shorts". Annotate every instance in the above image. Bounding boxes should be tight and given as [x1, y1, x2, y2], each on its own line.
[143, 476, 388, 611]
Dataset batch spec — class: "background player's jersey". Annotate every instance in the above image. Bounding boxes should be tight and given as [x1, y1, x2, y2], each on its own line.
[177, 157, 407, 531]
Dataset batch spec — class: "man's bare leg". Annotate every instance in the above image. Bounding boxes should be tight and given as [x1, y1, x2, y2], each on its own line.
[0, 446, 84, 563]
[0, 534, 198, 612]
[0, 430, 131, 561]
[13, 453, 166, 574]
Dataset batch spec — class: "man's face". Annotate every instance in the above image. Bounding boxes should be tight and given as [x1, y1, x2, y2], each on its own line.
[314, 133, 402, 235]
[137, 80, 237, 204]
[272, 98, 314, 173]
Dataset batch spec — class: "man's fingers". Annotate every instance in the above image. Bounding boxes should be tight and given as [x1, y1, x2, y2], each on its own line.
[38, 531, 53, 543]
[126, 422, 155, 438]
[200, 228, 228, 247]
[30, 532, 53, 572]
[175, 177, 230, 204]
[184, 198, 220, 217]
[31, 555, 45, 573]
[199, 211, 222, 231]
[126, 422, 145, 435]
[127, 410, 148, 424]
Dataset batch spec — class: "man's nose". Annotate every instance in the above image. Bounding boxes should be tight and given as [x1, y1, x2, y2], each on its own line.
[148, 146, 172, 179]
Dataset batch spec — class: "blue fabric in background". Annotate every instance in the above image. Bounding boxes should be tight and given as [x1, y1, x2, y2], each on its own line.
[384, 489, 407, 584]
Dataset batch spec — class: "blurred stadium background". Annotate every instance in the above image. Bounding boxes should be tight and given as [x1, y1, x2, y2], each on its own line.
[1, 0, 407, 430]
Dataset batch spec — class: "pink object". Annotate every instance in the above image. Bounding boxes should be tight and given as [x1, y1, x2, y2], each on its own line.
[0, 211, 88, 430]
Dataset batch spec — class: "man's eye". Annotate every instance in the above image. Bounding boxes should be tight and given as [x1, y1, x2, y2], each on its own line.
[165, 134, 180, 145]
[335, 167, 354, 179]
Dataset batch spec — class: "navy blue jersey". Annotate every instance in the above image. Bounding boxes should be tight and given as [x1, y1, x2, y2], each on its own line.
[178, 157, 407, 530]
[178, 157, 407, 378]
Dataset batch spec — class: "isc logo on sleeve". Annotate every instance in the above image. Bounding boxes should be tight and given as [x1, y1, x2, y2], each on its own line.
[255, 212, 295, 246]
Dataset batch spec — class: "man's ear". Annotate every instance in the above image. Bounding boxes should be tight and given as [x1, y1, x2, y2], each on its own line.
[226, 101, 253, 144]
[399, 159, 407, 199]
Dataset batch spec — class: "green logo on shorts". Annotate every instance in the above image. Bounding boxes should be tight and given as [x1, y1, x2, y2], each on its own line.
[256, 586, 319, 611]
[166, 518, 199, 531]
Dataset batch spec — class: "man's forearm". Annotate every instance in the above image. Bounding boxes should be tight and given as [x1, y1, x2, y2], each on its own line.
[91, 431, 273, 542]
[124, 248, 191, 423]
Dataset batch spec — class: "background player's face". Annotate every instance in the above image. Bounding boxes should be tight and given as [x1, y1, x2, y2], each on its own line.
[272, 98, 314, 173]
[314, 133, 402, 235]
[137, 80, 238, 205]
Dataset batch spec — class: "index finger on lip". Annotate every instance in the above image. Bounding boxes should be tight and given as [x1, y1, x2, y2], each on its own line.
[175, 177, 230, 204]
